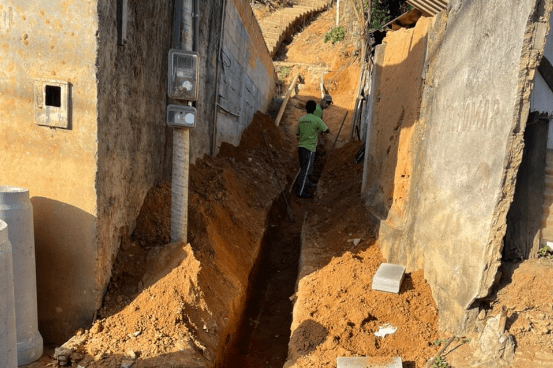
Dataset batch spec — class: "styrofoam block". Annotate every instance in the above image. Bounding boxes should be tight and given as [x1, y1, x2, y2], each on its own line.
[337, 356, 402, 368]
[371, 263, 406, 293]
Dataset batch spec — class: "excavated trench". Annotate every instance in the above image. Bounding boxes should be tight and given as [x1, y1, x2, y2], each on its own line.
[225, 144, 327, 368]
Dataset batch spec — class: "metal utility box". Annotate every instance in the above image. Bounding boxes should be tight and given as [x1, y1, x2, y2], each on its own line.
[166, 105, 196, 129]
[168, 49, 199, 101]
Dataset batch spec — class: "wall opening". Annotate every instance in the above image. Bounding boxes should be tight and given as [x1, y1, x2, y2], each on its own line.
[45, 85, 61, 107]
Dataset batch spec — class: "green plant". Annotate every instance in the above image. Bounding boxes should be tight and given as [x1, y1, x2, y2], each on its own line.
[369, 1, 391, 30]
[277, 66, 291, 79]
[324, 26, 346, 44]
[538, 246, 553, 259]
[431, 356, 449, 368]
[432, 339, 445, 346]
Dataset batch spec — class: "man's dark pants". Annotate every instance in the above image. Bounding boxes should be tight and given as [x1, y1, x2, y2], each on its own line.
[296, 147, 315, 196]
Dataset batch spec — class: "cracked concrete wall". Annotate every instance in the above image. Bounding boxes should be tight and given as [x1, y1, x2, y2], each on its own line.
[365, 0, 553, 333]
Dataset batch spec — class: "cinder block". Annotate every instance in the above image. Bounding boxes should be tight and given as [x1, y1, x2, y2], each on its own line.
[372, 263, 406, 293]
[337, 356, 402, 368]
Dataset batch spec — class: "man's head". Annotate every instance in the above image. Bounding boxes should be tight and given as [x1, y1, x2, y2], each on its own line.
[319, 94, 333, 109]
[305, 100, 317, 114]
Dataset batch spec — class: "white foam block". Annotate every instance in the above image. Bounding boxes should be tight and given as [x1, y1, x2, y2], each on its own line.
[371, 263, 406, 293]
[337, 356, 402, 368]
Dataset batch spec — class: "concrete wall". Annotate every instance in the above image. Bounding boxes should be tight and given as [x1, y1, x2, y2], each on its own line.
[362, 18, 433, 231]
[95, 0, 174, 343]
[215, 0, 276, 151]
[189, 0, 223, 161]
[364, 0, 553, 333]
[0, 0, 99, 343]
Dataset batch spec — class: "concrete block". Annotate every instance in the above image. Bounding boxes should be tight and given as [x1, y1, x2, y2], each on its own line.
[371, 263, 405, 293]
[337, 356, 402, 368]
[0, 220, 17, 368]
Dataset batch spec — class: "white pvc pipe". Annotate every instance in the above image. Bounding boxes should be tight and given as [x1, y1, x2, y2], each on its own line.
[171, 128, 190, 243]
[0, 220, 17, 368]
[0, 187, 43, 365]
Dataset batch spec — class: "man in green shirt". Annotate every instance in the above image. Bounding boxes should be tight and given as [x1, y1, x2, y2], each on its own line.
[314, 94, 333, 119]
[295, 100, 330, 199]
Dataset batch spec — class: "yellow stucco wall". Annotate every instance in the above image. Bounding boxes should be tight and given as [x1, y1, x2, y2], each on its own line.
[0, 0, 99, 343]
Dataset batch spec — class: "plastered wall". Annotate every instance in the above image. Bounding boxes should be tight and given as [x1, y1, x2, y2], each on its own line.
[0, 0, 99, 344]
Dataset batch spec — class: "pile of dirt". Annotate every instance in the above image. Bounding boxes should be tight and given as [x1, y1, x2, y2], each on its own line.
[44, 112, 297, 368]
[283, 141, 441, 368]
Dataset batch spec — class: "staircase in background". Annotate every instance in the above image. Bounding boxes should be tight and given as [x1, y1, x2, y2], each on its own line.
[257, 0, 333, 58]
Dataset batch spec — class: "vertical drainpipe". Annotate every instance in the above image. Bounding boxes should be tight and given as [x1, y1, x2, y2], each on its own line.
[170, 0, 194, 243]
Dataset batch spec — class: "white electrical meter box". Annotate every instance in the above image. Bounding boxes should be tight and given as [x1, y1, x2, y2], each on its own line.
[167, 105, 196, 129]
[168, 49, 199, 101]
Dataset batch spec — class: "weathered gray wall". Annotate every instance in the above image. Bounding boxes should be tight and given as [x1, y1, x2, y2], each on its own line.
[215, 0, 276, 151]
[368, 0, 553, 333]
[95, 0, 174, 343]
[189, 0, 224, 161]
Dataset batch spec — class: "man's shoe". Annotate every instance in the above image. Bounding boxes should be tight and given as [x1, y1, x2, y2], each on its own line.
[296, 192, 313, 199]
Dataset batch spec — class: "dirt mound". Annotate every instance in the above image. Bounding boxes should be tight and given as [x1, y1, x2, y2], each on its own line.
[51, 111, 296, 368]
[284, 141, 440, 368]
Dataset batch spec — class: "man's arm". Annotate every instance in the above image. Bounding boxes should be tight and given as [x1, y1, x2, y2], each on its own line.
[316, 118, 330, 134]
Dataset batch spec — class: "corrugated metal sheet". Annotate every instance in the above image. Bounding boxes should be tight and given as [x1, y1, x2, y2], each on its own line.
[406, 0, 448, 16]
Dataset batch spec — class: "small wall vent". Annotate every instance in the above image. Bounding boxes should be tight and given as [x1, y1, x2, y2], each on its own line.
[33, 79, 70, 129]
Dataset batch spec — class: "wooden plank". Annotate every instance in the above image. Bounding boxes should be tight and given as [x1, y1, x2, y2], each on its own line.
[275, 73, 299, 126]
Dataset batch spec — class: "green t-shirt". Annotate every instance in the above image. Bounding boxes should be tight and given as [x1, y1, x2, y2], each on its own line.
[314, 104, 323, 119]
[296, 113, 328, 152]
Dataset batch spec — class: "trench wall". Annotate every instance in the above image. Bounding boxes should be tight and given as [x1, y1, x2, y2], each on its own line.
[363, 0, 553, 332]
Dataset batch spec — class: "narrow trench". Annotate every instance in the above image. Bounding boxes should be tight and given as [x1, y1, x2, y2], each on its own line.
[226, 143, 327, 368]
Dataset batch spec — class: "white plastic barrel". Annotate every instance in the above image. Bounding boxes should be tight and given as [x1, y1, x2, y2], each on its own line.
[0, 187, 43, 365]
[0, 220, 17, 368]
